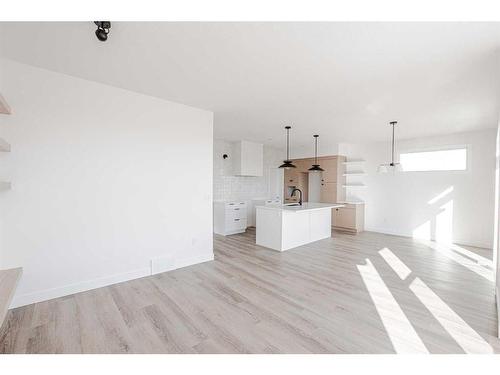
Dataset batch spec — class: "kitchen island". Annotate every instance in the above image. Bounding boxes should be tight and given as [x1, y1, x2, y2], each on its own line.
[255, 202, 344, 251]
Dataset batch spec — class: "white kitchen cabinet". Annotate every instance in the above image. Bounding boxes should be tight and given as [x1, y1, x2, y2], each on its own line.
[248, 198, 281, 227]
[232, 140, 263, 176]
[213, 201, 247, 235]
[256, 203, 343, 251]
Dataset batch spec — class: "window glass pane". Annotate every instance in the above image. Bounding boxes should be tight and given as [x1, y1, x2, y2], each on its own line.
[400, 148, 467, 172]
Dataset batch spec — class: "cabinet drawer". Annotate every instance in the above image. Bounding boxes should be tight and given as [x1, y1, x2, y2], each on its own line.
[226, 217, 247, 230]
[225, 207, 247, 220]
[225, 201, 246, 209]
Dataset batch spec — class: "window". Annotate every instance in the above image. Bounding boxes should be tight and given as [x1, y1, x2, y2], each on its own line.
[400, 148, 467, 172]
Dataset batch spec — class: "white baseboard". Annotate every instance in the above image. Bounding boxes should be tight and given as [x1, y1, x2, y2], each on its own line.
[10, 267, 150, 308]
[11, 252, 214, 308]
[151, 253, 214, 275]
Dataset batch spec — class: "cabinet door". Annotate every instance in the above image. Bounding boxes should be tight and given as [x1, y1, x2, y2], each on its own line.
[333, 207, 356, 229]
[293, 159, 305, 173]
[320, 182, 337, 203]
[296, 158, 314, 173]
[284, 168, 299, 185]
[320, 158, 338, 183]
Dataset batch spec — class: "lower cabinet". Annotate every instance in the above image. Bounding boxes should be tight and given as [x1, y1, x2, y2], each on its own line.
[332, 203, 364, 233]
[214, 201, 248, 235]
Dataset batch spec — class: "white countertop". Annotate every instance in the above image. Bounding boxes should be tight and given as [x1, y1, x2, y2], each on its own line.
[256, 202, 344, 212]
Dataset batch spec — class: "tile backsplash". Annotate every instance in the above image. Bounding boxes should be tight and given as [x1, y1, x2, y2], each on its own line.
[213, 139, 282, 201]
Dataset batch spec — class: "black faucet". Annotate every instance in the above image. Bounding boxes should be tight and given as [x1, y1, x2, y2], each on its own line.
[291, 188, 303, 205]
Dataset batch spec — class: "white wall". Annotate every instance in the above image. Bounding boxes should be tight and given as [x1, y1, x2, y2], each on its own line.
[213, 139, 282, 201]
[493, 121, 500, 337]
[0, 59, 214, 307]
[339, 129, 496, 248]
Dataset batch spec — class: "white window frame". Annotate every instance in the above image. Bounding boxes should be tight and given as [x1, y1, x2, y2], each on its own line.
[397, 144, 469, 173]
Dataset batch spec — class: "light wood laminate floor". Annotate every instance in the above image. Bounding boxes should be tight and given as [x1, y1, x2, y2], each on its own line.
[1, 229, 499, 354]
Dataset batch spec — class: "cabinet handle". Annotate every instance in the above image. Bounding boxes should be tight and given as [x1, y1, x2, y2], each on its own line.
[235, 208, 240, 210]
[336, 208, 339, 211]
[235, 219, 240, 221]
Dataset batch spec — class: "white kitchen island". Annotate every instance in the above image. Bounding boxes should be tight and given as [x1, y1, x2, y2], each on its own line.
[256, 202, 344, 251]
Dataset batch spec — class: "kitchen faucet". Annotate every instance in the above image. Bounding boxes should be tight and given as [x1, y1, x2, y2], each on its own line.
[291, 188, 303, 205]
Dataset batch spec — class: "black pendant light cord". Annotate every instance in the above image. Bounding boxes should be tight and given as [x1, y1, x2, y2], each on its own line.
[314, 135, 318, 164]
[286, 126, 291, 161]
[390, 121, 397, 166]
[279, 126, 296, 169]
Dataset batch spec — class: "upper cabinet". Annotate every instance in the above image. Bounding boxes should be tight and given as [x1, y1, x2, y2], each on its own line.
[0, 94, 11, 115]
[319, 156, 345, 183]
[232, 140, 263, 176]
[320, 158, 338, 182]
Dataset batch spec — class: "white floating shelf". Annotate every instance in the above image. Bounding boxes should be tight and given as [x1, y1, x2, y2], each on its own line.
[0, 138, 11, 152]
[343, 183, 366, 188]
[343, 159, 365, 165]
[0, 94, 11, 115]
[343, 172, 366, 176]
[0, 181, 11, 190]
[338, 200, 365, 205]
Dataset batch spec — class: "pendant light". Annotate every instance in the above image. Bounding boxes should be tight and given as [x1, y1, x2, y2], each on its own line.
[308, 134, 324, 172]
[279, 126, 297, 169]
[378, 121, 403, 173]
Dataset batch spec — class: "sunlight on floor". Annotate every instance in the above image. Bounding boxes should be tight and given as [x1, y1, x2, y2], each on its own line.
[378, 247, 411, 280]
[409, 277, 493, 354]
[417, 240, 493, 282]
[378, 247, 494, 354]
[357, 259, 429, 354]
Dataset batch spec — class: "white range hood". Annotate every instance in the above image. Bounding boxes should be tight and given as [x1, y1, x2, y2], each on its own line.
[232, 140, 263, 177]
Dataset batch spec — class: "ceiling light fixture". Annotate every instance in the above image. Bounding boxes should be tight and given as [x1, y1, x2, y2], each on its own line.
[94, 21, 111, 42]
[308, 135, 324, 172]
[378, 121, 403, 173]
[279, 126, 296, 169]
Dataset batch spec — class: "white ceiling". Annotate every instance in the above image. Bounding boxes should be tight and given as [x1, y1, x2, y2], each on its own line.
[1, 22, 499, 151]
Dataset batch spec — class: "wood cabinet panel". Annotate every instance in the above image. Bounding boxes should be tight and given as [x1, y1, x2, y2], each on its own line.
[333, 207, 356, 229]
[284, 168, 300, 185]
[320, 182, 337, 203]
[320, 158, 338, 183]
[333, 204, 365, 232]
[294, 159, 313, 173]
